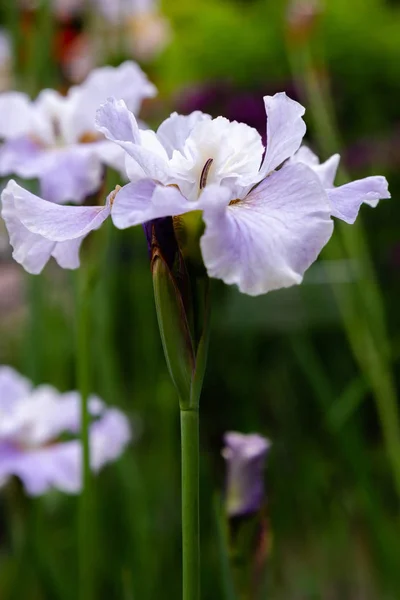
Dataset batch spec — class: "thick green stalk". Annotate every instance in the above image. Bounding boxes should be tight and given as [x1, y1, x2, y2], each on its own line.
[150, 222, 210, 600]
[180, 408, 200, 600]
[76, 267, 93, 600]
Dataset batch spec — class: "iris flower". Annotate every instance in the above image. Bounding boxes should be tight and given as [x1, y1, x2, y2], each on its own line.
[0, 62, 156, 205]
[1, 93, 390, 293]
[0, 366, 131, 496]
[222, 432, 271, 517]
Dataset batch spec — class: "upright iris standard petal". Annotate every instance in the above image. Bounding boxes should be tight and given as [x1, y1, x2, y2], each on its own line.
[168, 116, 264, 200]
[156, 111, 212, 157]
[1, 180, 111, 273]
[200, 163, 334, 295]
[258, 93, 306, 178]
[96, 98, 171, 183]
[291, 146, 340, 187]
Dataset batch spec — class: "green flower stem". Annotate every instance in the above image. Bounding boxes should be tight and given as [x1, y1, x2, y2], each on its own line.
[76, 266, 93, 600]
[180, 407, 200, 600]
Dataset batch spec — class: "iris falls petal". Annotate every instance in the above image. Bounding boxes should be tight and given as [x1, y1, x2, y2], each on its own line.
[200, 163, 333, 295]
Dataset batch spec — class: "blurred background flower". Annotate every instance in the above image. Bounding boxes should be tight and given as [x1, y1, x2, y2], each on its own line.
[0, 366, 131, 495]
[223, 431, 270, 517]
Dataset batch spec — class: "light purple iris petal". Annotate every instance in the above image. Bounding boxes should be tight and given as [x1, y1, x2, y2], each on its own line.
[10, 181, 110, 241]
[292, 146, 340, 188]
[1, 180, 110, 273]
[18, 387, 104, 446]
[0, 92, 33, 139]
[111, 179, 192, 229]
[96, 98, 171, 183]
[0, 137, 42, 177]
[258, 93, 306, 178]
[0, 402, 131, 495]
[90, 408, 132, 471]
[156, 111, 212, 158]
[96, 98, 140, 145]
[66, 61, 156, 144]
[313, 154, 340, 188]
[51, 237, 85, 269]
[0, 365, 131, 497]
[327, 176, 391, 224]
[125, 155, 147, 182]
[0, 405, 130, 497]
[223, 431, 271, 517]
[1, 193, 58, 274]
[89, 140, 127, 176]
[0, 440, 82, 496]
[0, 366, 32, 412]
[37, 145, 104, 205]
[200, 163, 333, 295]
[0, 141, 105, 205]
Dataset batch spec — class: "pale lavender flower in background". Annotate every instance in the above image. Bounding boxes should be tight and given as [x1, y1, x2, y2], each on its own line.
[0, 366, 131, 496]
[0, 62, 156, 205]
[222, 432, 271, 517]
[1, 93, 390, 292]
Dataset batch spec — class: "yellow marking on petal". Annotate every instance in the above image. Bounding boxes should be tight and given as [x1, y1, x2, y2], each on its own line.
[79, 131, 101, 144]
[109, 185, 122, 207]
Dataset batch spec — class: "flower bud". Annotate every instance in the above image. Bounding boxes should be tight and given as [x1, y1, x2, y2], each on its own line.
[222, 432, 271, 517]
[222, 432, 271, 598]
[146, 218, 195, 405]
[145, 217, 210, 409]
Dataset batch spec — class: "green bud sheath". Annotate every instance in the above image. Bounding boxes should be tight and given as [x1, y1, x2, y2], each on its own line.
[152, 251, 196, 407]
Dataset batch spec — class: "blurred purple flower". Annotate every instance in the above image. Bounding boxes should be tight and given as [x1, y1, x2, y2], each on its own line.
[222, 432, 271, 517]
[344, 126, 400, 172]
[2, 93, 390, 294]
[177, 81, 299, 144]
[0, 366, 131, 496]
[0, 62, 156, 204]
